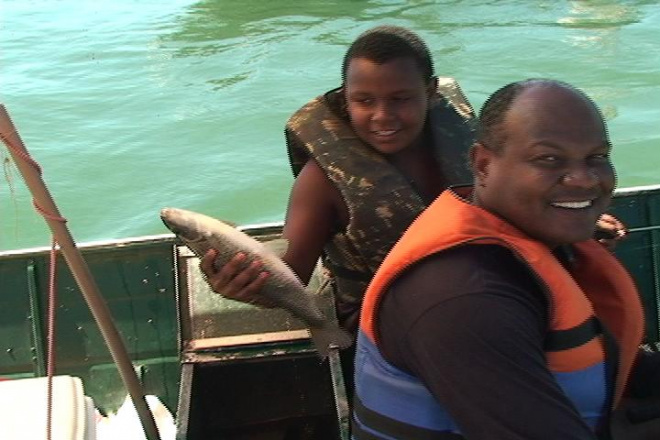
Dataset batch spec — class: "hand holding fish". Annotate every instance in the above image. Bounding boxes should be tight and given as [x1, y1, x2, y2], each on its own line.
[160, 207, 353, 357]
[200, 249, 277, 308]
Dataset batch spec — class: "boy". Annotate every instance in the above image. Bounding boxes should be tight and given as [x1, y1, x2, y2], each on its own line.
[202, 25, 476, 335]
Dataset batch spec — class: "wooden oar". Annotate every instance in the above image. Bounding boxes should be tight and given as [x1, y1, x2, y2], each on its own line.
[0, 104, 161, 440]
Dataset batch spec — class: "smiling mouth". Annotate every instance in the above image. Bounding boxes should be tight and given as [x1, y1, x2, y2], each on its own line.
[551, 200, 593, 209]
[372, 130, 398, 137]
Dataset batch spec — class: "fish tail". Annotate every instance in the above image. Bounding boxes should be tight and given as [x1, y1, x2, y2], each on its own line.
[309, 323, 353, 359]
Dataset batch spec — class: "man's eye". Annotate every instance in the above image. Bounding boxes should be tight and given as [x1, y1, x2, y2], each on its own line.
[590, 153, 611, 162]
[535, 155, 560, 164]
[533, 155, 567, 168]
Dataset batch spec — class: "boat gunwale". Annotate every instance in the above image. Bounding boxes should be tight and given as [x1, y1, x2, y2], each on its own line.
[2, 183, 660, 258]
[0, 221, 286, 258]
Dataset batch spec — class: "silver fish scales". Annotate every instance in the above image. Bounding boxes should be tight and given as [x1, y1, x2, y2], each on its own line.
[160, 207, 352, 358]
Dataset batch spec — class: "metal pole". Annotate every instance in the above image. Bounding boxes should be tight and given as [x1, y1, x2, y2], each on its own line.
[0, 104, 161, 440]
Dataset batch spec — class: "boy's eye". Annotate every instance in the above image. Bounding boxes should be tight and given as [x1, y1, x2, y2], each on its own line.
[391, 95, 415, 104]
[352, 97, 373, 105]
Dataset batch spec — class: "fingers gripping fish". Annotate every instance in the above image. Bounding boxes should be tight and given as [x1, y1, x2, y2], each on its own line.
[160, 208, 353, 358]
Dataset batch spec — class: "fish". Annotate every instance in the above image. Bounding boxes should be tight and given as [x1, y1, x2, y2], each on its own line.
[160, 207, 353, 358]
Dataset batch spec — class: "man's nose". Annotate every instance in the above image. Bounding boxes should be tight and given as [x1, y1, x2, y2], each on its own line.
[561, 165, 600, 188]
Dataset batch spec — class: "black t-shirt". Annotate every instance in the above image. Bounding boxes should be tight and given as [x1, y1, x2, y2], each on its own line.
[378, 244, 599, 440]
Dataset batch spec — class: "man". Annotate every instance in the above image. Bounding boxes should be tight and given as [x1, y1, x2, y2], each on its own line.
[353, 79, 660, 439]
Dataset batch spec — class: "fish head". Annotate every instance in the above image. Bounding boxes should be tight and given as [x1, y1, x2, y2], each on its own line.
[160, 208, 207, 243]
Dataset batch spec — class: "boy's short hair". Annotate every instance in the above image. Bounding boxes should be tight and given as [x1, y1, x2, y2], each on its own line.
[341, 25, 434, 84]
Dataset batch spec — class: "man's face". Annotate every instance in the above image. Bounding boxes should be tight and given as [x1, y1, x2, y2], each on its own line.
[474, 85, 616, 248]
[344, 57, 432, 155]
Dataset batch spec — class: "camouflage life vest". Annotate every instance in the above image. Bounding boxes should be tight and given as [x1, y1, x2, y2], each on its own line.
[284, 78, 477, 333]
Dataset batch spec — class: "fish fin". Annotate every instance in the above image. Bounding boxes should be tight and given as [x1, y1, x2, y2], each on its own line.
[220, 219, 238, 228]
[262, 238, 289, 258]
[309, 323, 354, 359]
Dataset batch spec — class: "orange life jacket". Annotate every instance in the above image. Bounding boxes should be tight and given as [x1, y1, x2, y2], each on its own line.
[354, 188, 644, 437]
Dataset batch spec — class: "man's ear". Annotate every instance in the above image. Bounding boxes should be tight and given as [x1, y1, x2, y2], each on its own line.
[427, 76, 438, 99]
[470, 142, 494, 182]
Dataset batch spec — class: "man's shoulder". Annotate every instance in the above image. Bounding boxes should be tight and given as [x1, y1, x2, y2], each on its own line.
[410, 244, 524, 279]
[391, 244, 539, 303]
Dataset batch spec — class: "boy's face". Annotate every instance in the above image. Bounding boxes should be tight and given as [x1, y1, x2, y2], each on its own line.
[344, 57, 433, 155]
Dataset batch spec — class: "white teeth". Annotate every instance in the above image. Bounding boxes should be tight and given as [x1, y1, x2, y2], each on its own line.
[552, 200, 592, 209]
[374, 130, 396, 136]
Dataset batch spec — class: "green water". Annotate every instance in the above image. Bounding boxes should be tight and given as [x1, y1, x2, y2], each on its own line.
[1, 0, 659, 251]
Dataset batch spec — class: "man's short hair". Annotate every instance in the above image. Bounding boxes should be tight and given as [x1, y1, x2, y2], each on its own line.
[477, 78, 601, 152]
[341, 25, 434, 84]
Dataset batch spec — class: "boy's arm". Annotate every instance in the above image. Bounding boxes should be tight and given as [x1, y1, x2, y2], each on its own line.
[281, 159, 346, 283]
